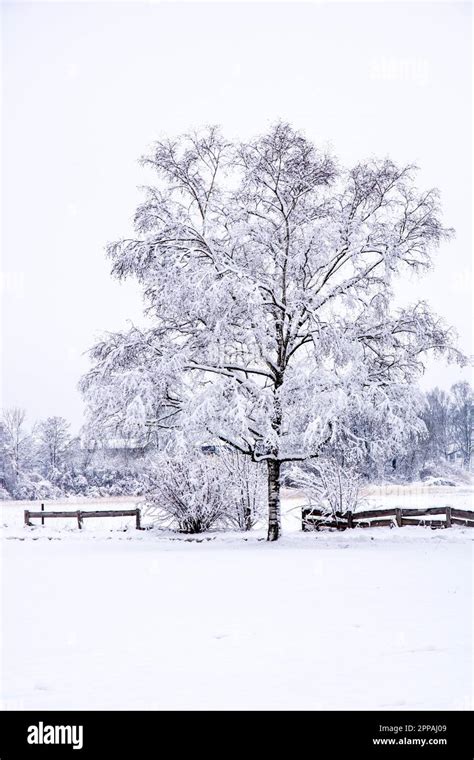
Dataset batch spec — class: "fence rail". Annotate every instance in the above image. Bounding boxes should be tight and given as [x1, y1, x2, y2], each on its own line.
[302, 505, 474, 531]
[24, 506, 142, 530]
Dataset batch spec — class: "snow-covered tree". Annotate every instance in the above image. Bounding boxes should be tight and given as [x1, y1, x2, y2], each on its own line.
[82, 123, 461, 540]
[449, 382, 473, 468]
[0, 408, 35, 488]
[37, 416, 72, 473]
[421, 388, 451, 462]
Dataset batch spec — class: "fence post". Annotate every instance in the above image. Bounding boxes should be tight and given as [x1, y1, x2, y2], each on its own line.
[346, 510, 353, 529]
[445, 506, 452, 528]
[77, 511, 83, 530]
[395, 508, 402, 527]
[41, 502, 45, 526]
[135, 508, 141, 530]
[24, 510, 30, 527]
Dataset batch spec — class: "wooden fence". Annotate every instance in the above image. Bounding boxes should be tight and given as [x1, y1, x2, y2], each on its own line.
[302, 505, 474, 531]
[24, 506, 142, 530]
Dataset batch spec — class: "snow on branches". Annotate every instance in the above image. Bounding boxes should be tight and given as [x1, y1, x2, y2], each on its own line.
[144, 449, 266, 534]
[82, 122, 462, 540]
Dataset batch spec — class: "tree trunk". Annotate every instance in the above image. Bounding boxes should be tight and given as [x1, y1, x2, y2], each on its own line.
[267, 459, 281, 541]
[243, 505, 252, 532]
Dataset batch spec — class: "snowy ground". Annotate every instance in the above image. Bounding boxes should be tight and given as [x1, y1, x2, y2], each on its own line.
[1, 487, 473, 710]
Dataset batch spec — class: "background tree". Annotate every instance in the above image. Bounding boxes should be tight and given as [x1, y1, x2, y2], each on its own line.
[449, 382, 473, 468]
[37, 416, 72, 473]
[81, 123, 461, 539]
[421, 388, 451, 463]
[0, 408, 34, 488]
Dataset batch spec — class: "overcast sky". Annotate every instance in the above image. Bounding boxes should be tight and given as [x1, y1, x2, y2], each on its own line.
[1, 0, 472, 431]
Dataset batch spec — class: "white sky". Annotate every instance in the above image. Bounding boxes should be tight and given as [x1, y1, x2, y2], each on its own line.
[1, 0, 472, 431]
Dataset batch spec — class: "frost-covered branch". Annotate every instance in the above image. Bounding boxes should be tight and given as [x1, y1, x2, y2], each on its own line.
[83, 122, 464, 540]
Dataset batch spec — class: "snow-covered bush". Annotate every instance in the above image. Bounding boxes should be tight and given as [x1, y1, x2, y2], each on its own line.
[11, 474, 62, 501]
[71, 473, 89, 494]
[292, 458, 365, 518]
[218, 449, 266, 530]
[80, 466, 148, 497]
[145, 455, 228, 533]
[419, 460, 471, 486]
[144, 450, 266, 533]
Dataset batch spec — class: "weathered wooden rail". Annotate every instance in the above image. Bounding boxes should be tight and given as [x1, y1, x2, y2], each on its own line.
[24, 506, 142, 530]
[302, 505, 474, 531]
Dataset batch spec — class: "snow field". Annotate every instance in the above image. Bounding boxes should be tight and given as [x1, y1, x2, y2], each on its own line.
[1, 490, 472, 710]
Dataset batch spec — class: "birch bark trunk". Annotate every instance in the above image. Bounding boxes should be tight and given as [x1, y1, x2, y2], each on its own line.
[267, 458, 282, 541]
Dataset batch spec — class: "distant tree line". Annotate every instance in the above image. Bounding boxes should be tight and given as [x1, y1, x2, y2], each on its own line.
[0, 411, 152, 500]
[0, 381, 471, 501]
[390, 381, 472, 480]
[288, 381, 473, 487]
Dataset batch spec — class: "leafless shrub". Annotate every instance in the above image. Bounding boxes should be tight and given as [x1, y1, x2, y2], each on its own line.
[144, 449, 266, 533]
[291, 458, 365, 520]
